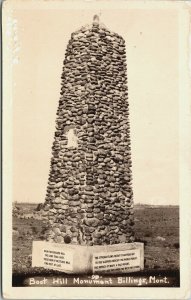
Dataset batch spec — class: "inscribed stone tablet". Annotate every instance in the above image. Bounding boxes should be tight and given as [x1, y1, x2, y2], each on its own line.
[93, 249, 141, 273]
[43, 247, 73, 271]
[32, 241, 74, 272]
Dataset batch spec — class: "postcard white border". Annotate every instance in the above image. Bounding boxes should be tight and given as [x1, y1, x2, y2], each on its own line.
[2, 0, 191, 299]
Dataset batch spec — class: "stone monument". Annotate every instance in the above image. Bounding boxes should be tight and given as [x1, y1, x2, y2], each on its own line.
[32, 16, 144, 274]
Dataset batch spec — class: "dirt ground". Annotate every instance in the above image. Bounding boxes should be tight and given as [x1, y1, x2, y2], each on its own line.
[12, 204, 179, 275]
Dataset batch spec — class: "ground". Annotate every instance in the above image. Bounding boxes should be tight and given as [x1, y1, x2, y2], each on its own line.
[12, 203, 179, 280]
[134, 205, 179, 270]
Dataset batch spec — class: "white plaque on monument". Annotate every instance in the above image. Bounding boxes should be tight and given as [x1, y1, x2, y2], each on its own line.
[93, 249, 141, 273]
[32, 241, 144, 274]
[42, 247, 73, 271]
[32, 241, 74, 272]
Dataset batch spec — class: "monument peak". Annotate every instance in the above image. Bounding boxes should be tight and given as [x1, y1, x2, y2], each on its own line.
[93, 14, 99, 24]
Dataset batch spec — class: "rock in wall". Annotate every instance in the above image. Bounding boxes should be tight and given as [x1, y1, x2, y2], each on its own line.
[43, 17, 135, 246]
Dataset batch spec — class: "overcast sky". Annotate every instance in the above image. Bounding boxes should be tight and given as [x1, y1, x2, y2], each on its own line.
[12, 3, 179, 205]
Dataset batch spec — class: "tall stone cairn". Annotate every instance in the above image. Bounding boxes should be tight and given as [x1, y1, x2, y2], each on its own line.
[43, 16, 135, 246]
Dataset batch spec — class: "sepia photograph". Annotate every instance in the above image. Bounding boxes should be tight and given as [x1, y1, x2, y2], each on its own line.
[2, 0, 191, 299]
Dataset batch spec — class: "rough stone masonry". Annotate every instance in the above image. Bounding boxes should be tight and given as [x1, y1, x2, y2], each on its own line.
[42, 16, 135, 246]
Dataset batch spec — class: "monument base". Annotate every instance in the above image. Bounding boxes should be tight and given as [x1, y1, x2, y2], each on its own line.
[32, 241, 144, 274]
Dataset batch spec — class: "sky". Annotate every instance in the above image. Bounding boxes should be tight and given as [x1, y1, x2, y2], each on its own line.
[11, 4, 179, 205]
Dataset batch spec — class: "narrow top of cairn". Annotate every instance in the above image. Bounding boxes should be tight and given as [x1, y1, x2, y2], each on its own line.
[93, 14, 99, 25]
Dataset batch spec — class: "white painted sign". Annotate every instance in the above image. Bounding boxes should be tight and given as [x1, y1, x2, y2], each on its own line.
[32, 241, 143, 274]
[42, 247, 73, 271]
[32, 241, 74, 272]
[93, 249, 141, 273]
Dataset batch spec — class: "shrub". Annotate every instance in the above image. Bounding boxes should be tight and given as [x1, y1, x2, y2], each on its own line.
[173, 242, 179, 249]
[145, 232, 152, 237]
